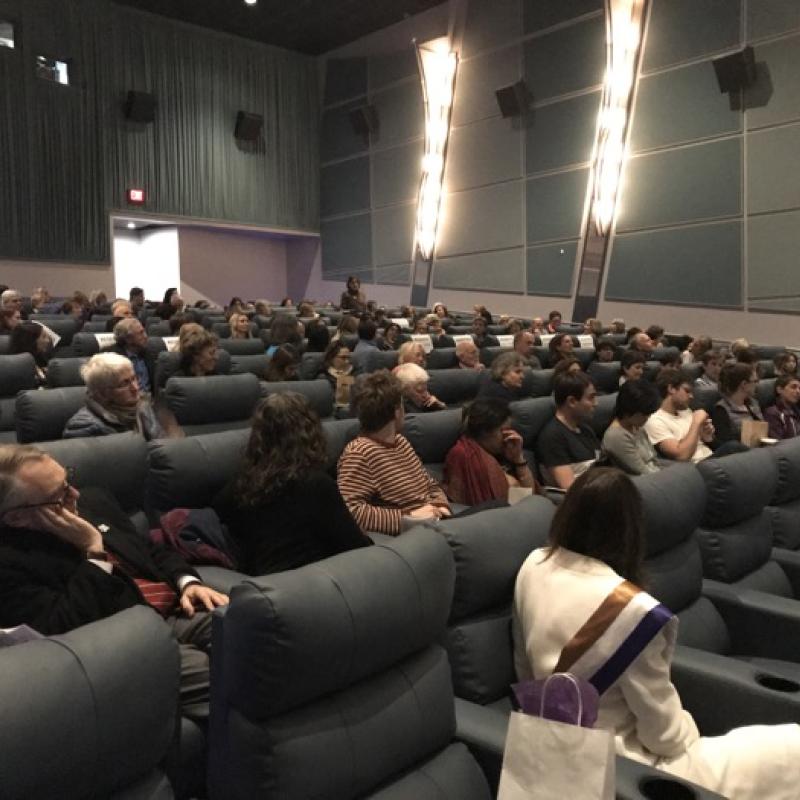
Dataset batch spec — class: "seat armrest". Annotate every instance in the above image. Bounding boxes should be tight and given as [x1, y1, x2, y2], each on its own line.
[770, 548, 800, 597]
[672, 644, 800, 734]
[702, 578, 800, 661]
[615, 758, 726, 800]
[195, 566, 248, 595]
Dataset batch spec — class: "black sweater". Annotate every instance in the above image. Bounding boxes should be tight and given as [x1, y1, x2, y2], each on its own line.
[213, 470, 372, 575]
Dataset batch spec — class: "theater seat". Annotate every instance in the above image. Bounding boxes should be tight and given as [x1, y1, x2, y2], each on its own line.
[478, 346, 510, 368]
[260, 378, 335, 419]
[46, 357, 88, 387]
[757, 359, 775, 378]
[527, 368, 553, 397]
[587, 360, 621, 394]
[71, 332, 102, 357]
[0, 353, 38, 434]
[756, 378, 776, 410]
[403, 408, 462, 481]
[153, 349, 232, 393]
[229, 353, 269, 378]
[427, 347, 458, 370]
[298, 350, 325, 379]
[755, 345, 785, 360]
[767, 438, 800, 550]
[217, 337, 264, 355]
[15, 386, 86, 443]
[0, 606, 178, 800]
[428, 368, 482, 406]
[682, 362, 704, 382]
[509, 397, 555, 452]
[588, 392, 617, 439]
[207, 529, 492, 800]
[693, 385, 721, 414]
[353, 348, 398, 374]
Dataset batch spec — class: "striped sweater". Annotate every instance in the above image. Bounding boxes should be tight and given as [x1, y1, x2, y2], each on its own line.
[337, 434, 449, 535]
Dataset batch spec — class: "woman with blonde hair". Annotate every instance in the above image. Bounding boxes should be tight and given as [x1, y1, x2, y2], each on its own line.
[228, 312, 252, 340]
[397, 340, 426, 368]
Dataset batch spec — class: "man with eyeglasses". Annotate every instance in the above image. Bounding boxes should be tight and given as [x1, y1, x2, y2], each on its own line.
[0, 444, 228, 719]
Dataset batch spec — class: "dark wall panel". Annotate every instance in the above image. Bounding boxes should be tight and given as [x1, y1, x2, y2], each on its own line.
[324, 58, 367, 106]
[526, 91, 600, 174]
[447, 115, 522, 192]
[369, 48, 418, 92]
[526, 168, 589, 243]
[452, 44, 521, 127]
[643, 0, 741, 71]
[748, 210, 800, 302]
[320, 214, 372, 273]
[747, 124, 800, 214]
[372, 140, 423, 208]
[526, 240, 578, 296]
[433, 249, 524, 292]
[746, 36, 800, 130]
[370, 80, 423, 149]
[748, 0, 800, 41]
[375, 263, 411, 286]
[606, 222, 742, 307]
[523, 0, 602, 34]
[616, 139, 741, 232]
[462, 0, 522, 58]
[320, 157, 370, 218]
[321, 100, 369, 163]
[373, 203, 415, 267]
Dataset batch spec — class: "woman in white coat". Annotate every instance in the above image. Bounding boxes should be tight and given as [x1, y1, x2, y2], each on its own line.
[512, 467, 800, 799]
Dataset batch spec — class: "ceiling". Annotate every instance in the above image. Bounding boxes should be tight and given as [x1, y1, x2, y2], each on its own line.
[113, 0, 447, 55]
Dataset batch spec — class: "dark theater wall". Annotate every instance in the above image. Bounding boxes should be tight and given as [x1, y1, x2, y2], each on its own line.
[0, 0, 319, 265]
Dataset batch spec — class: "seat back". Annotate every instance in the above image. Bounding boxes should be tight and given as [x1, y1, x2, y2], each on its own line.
[217, 337, 264, 355]
[299, 351, 325, 380]
[755, 378, 776, 410]
[527, 368, 553, 397]
[164, 374, 262, 433]
[153, 349, 232, 392]
[754, 345, 785, 360]
[0, 353, 38, 397]
[757, 359, 775, 379]
[427, 348, 458, 370]
[208, 530, 490, 800]
[42, 317, 79, 346]
[146, 320, 172, 337]
[587, 361, 621, 394]
[260, 379, 334, 419]
[692, 385, 721, 414]
[229, 353, 269, 378]
[509, 397, 555, 449]
[436, 497, 555, 705]
[15, 386, 86, 443]
[403, 408, 463, 472]
[354, 348, 398, 374]
[479, 346, 510, 368]
[46, 357, 88, 387]
[588, 392, 617, 438]
[428, 369, 483, 406]
[767, 438, 800, 549]
[70, 332, 102, 357]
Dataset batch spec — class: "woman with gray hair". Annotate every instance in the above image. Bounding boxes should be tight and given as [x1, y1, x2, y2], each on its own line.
[63, 353, 182, 440]
[395, 362, 445, 413]
[477, 352, 528, 402]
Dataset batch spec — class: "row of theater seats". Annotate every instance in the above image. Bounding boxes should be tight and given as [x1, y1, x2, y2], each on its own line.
[1, 431, 734, 799]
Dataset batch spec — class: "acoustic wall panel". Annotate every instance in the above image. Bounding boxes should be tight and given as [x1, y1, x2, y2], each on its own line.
[320, 157, 370, 219]
[616, 138, 741, 232]
[526, 91, 600, 174]
[375, 263, 412, 286]
[748, 0, 800, 41]
[526, 240, 578, 296]
[370, 80, 423, 149]
[523, 0, 602, 34]
[368, 48, 418, 92]
[746, 36, 800, 130]
[320, 214, 372, 273]
[462, 0, 522, 58]
[526, 167, 589, 243]
[643, 0, 741, 72]
[748, 210, 800, 305]
[373, 203, 415, 267]
[523, 16, 605, 102]
[446, 115, 523, 192]
[433, 248, 525, 292]
[452, 45, 521, 128]
[630, 61, 742, 152]
[372, 140, 423, 208]
[606, 222, 742, 307]
[747, 124, 800, 214]
[321, 100, 369, 163]
[438, 182, 524, 257]
[324, 58, 367, 106]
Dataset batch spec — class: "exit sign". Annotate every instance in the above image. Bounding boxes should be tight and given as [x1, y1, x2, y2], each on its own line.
[127, 188, 146, 204]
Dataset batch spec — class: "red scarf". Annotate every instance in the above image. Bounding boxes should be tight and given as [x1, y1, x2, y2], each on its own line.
[443, 436, 510, 505]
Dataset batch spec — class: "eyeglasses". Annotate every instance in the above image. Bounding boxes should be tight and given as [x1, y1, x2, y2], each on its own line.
[1, 467, 76, 519]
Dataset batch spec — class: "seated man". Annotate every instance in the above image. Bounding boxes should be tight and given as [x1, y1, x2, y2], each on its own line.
[105, 317, 153, 393]
[513, 331, 542, 369]
[645, 367, 713, 462]
[0, 445, 228, 718]
[353, 317, 380, 354]
[472, 316, 499, 349]
[695, 348, 722, 390]
[337, 371, 451, 534]
[535, 372, 600, 490]
[455, 339, 484, 371]
[628, 331, 655, 356]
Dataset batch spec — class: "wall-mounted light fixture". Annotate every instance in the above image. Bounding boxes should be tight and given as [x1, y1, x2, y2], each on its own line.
[414, 37, 458, 261]
[592, 0, 647, 235]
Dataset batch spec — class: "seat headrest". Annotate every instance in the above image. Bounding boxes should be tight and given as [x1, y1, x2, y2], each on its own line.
[221, 529, 454, 716]
[633, 463, 706, 557]
[772, 438, 800, 504]
[164, 373, 261, 425]
[70, 332, 101, 357]
[587, 361, 621, 394]
[46, 357, 87, 388]
[0, 353, 38, 396]
[15, 387, 86, 443]
[298, 351, 325, 380]
[427, 369, 482, 405]
[697, 448, 778, 527]
[426, 348, 457, 370]
[588, 392, 617, 438]
[218, 337, 264, 355]
[229, 353, 269, 378]
[323, 417, 361, 472]
[527, 369, 553, 397]
[509, 397, 555, 448]
[356, 349, 398, 374]
[402, 408, 462, 463]
[261, 379, 334, 419]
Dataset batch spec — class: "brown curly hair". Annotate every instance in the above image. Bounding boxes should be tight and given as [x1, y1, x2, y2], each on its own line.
[233, 393, 327, 505]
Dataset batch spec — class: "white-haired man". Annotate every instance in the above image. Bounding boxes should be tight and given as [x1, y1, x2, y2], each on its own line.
[455, 339, 485, 371]
[105, 317, 152, 393]
[395, 362, 446, 414]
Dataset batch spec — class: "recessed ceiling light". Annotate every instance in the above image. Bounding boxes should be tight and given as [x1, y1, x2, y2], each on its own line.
[127, 222, 136, 229]
[244, 0, 257, 5]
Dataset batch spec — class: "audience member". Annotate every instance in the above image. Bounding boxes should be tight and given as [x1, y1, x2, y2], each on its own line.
[729, 337, 750, 358]
[695, 349, 723, 389]
[681, 335, 712, 365]
[106, 318, 152, 394]
[472, 316, 499, 348]
[63, 354, 179, 440]
[331, 314, 359, 343]
[296, 300, 317, 318]
[620, 349, 646, 385]
[478, 352, 527, 402]
[1, 289, 26, 319]
[337, 371, 451, 534]
[412, 317, 428, 335]
[176, 324, 219, 377]
[764, 375, 800, 440]
[530, 317, 545, 335]
[156, 288, 184, 320]
[513, 331, 542, 369]
[354, 317, 380, 354]
[774, 351, 798, 378]
[228, 312, 252, 339]
[545, 310, 562, 334]
[29, 287, 52, 314]
[397, 341, 426, 368]
[506, 318, 524, 336]
[547, 332, 574, 368]
[305, 318, 330, 353]
[129, 286, 145, 315]
[280, 297, 293, 307]
[645, 368, 713, 462]
[443, 397, 536, 505]
[455, 339, 484, 371]
[595, 339, 617, 363]
[602, 380, 662, 475]
[610, 318, 626, 334]
[267, 314, 303, 357]
[263, 344, 299, 382]
[254, 299, 271, 317]
[382, 322, 402, 351]
[512, 467, 800, 800]
[473, 304, 493, 324]
[0, 306, 21, 334]
[427, 315, 454, 348]
[395, 363, 445, 414]
[629, 331, 655, 355]
[734, 346, 760, 373]
[10, 321, 51, 384]
[645, 324, 666, 347]
[213, 393, 371, 575]
[319, 341, 353, 408]
[711, 362, 763, 448]
[432, 302, 449, 320]
[584, 318, 603, 338]
[340, 275, 367, 313]
[110, 300, 133, 319]
[553, 357, 582, 381]
[535, 372, 599, 489]
[0, 444, 227, 719]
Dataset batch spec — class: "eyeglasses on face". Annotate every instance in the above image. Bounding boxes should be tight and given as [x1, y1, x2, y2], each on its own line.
[1, 466, 76, 519]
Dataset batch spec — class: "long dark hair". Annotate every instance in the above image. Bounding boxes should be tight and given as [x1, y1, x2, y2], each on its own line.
[548, 468, 646, 586]
[10, 322, 49, 367]
[233, 393, 327, 505]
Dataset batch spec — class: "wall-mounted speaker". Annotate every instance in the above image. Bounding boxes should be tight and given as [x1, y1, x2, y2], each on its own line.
[712, 46, 756, 94]
[235, 111, 263, 141]
[124, 90, 156, 123]
[349, 105, 378, 139]
[495, 80, 532, 118]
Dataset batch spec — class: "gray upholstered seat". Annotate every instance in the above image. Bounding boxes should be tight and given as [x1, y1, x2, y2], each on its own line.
[299, 350, 325, 379]
[229, 353, 269, 377]
[46, 357, 88, 387]
[587, 360, 621, 394]
[588, 391, 617, 439]
[217, 337, 264, 355]
[478, 346, 510, 368]
[71, 332, 102, 357]
[767, 437, 800, 550]
[509, 396, 555, 450]
[526, 368, 553, 397]
[260, 378, 334, 419]
[15, 386, 86, 443]
[153, 349, 232, 392]
[403, 408, 462, 480]
[427, 347, 458, 370]
[428, 368, 482, 406]
[0, 353, 38, 433]
[755, 378, 776, 410]
[353, 348, 398, 374]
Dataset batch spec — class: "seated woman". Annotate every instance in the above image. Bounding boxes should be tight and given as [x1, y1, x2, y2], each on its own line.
[477, 352, 527, 402]
[773, 351, 798, 378]
[711, 362, 763, 447]
[397, 340, 426, 368]
[266, 314, 303, 357]
[331, 314, 359, 343]
[764, 374, 800, 440]
[382, 322, 403, 351]
[513, 467, 800, 799]
[63, 353, 181, 440]
[602, 379, 662, 474]
[432, 302, 449, 320]
[305, 318, 331, 353]
[228, 312, 252, 340]
[681, 335, 712, 365]
[395, 363, 445, 413]
[552, 357, 582, 381]
[319, 341, 353, 408]
[213, 392, 372, 574]
[443, 397, 537, 505]
[594, 339, 617, 363]
[619, 349, 646, 385]
[547, 333, 574, 368]
[264, 344, 298, 382]
[10, 322, 52, 385]
[175, 323, 219, 377]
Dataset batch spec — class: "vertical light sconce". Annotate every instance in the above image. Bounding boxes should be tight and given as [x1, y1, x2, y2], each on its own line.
[592, 0, 647, 235]
[414, 37, 458, 261]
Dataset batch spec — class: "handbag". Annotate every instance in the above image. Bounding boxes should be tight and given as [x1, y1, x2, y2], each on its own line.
[497, 673, 615, 800]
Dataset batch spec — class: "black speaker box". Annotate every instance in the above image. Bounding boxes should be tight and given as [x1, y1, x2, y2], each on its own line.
[349, 105, 378, 138]
[235, 111, 263, 141]
[495, 80, 532, 118]
[712, 47, 756, 94]
[124, 91, 156, 123]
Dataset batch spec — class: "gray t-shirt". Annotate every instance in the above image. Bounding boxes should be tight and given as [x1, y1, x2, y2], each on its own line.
[602, 421, 660, 475]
